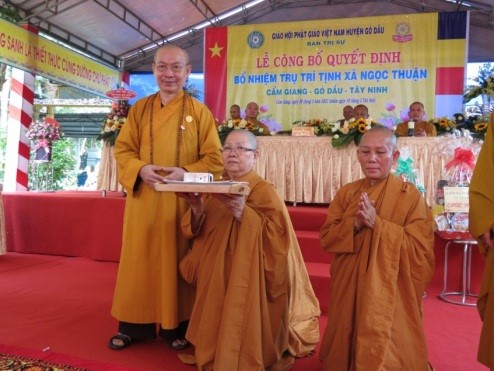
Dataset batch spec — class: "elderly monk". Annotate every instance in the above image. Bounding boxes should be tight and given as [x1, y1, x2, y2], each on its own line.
[244, 101, 271, 134]
[470, 113, 494, 369]
[395, 101, 437, 137]
[178, 129, 320, 370]
[319, 126, 435, 370]
[109, 44, 223, 351]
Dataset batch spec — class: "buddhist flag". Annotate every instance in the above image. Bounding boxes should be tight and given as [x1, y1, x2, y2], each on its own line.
[435, 11, 468, 115]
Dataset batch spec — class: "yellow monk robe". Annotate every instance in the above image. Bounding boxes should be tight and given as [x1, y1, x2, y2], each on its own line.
[180, 170, 319, 370]
[394, 120, 437, 137]
[470, 113, 494, 368]
[319, 174, 434, 370]
[111, 90, 223, 329]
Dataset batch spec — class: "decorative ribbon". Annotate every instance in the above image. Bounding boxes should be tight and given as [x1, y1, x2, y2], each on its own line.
[445, 147, 475, 170]
[34, 139, 51, 152]
[395, 157, 415, 181]
[395, 156, 425, 195]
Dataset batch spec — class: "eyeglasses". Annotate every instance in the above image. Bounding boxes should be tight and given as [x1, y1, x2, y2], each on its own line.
[154, 64, 188, 73]
[220, 146, 256, 154]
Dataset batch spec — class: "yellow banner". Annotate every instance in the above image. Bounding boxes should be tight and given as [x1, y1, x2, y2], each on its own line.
[226, 13, 441, 130]
[0, 19, 121, 96]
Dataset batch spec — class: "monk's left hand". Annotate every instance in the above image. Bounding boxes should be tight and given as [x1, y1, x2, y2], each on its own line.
[211, 193, 245, 221]
[356, 192, 376, 229]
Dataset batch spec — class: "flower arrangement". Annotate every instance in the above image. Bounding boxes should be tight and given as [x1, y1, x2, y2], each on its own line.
[290, 118, 335, 136]
[429, 116, 457, 135]
[258, 105, 282, 133]
[378, 102, 408, 129]
[331, 117, 381, 148]
[25, 117, 62, 149]
[217, 104, 280, 143]
[464, 63, 494, 103]
[460, 114, 489, 140]
[217, 118, 271, 144]
[97, 101, 131, 146]
[25, 117, 63, 162]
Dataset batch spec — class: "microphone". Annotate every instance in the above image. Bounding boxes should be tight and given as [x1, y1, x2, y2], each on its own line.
[407, 121, 414, 136]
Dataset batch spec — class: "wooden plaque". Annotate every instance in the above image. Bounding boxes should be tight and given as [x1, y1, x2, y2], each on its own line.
[292, 126, 315, 136]
[154, 180, 250, 195]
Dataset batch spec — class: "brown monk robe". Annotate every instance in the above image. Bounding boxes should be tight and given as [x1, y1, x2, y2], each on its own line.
[319, 126, 435, 370]
[394, 120, 437, 137]
[470, 113, 494, 369]
[394, 101, 437, 137]
[178, 129, 319, 370]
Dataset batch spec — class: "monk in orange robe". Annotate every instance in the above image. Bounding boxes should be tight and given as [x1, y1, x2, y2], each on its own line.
[469, 113, 494, 369]
[178, 129, 320, 370]
[395, 101, 436, 137]
[109, 44, 223, 351]
[244, 101, 271, 134]
[319, 126, 435, 370]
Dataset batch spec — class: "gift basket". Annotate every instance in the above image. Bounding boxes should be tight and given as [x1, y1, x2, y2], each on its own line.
[432, 131, 482, 240]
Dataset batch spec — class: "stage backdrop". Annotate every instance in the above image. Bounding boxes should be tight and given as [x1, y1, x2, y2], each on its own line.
[204, 11, 468, 130]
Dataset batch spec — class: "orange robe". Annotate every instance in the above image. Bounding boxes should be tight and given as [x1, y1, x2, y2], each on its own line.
[469, 113, 494, 368]
[394, 120, 437, 137]
[248, 119, 271, 135]
[180, 170, 319, 370]
[319, 174, 434, 370]
[111, 91, 223, 329]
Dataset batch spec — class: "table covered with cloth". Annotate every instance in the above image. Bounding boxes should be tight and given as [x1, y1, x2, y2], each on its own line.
[254, 136, 450, 205]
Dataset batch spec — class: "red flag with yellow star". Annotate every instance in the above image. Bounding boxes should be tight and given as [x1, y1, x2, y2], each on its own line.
[204, 27, 227, 121]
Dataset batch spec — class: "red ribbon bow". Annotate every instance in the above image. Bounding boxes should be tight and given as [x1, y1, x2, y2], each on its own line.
[445, 147, 475, 170]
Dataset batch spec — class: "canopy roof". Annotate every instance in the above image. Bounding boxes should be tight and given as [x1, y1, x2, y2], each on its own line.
[5, 0, 494, 73]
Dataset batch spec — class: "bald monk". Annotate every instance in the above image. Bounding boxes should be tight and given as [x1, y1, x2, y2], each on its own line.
[319, 126, 435, 370]
[395, 101, 436, 137]
[244, 101, 271, 134]
[178, 129, 320, 370]
[109, 44, 223, 351]
[469, 113, 494, 369]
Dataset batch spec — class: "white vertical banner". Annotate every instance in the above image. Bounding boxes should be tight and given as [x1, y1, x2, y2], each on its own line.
[4, 67, 35, 191]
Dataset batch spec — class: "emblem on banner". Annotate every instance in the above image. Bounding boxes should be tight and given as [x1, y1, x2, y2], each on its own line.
[393, 22, 413, 43]
[247, 31, 265, 48]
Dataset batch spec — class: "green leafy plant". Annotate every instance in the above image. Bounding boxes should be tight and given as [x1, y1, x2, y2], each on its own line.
[0, 4, 21, 23]
[464, 63, 494, 102]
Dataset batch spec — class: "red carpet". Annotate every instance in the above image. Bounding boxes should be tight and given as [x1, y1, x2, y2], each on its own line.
[0, 204, 489, 370]
[0, 343, 132, 370]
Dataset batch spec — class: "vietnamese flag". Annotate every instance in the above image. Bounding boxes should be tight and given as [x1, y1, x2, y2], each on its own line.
[204, 27, 227, 122]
